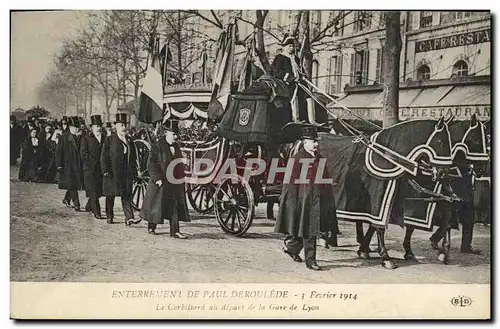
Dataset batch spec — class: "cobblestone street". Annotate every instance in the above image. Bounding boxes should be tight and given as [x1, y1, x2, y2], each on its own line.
[10, 166, 491, 284]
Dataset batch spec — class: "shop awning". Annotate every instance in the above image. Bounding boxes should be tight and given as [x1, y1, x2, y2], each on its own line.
[408, 86, 454, 107]
[437, 85, 490, 106]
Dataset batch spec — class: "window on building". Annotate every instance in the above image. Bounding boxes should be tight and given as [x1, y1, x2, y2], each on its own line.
[328, 55, 343, 93]
[420, 11, 433, 28]
[453, 60, 469, 77]
[379, 11, 387, 28]
[440, 11, 478, 24]
[375, 46, 385, 83]
[417, 64, 431, 80]
[350, 48, 369, 85]
[353, 11, 372, 32]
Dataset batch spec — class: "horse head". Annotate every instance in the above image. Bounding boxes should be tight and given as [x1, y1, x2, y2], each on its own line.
[372, 116, 452, 168]
[448, 114, 490, 177]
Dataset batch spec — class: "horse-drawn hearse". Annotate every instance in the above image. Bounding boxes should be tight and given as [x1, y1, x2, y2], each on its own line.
[131, 23, 490, 269]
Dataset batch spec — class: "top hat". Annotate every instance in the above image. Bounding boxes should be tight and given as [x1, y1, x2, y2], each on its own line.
[61, 116, 68, 124]
[281, 122, 329, 143]
[114, 113, 129, 124]
[90, 115, 103, 126]
[68, 116, 80, 127]
[10, 115, 16, 122]
[281, 34, 295, 47]
[105, 122, 112, 128]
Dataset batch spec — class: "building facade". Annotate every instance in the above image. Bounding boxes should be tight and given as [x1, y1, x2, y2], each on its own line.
[173, 10, 491, 123]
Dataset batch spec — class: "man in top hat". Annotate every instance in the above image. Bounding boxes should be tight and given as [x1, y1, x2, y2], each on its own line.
[274, 123, 336, 271]
[100, 113, 140, 225]
[61, 116, 69, 134]
[140, 125, 189, 238]
[80, 115, 105, 219]
[56, 116, 84, 211]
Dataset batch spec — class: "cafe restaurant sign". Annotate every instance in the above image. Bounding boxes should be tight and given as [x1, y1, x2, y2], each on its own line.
[415, 28, 491, 53]
[330, 105, 490, 121]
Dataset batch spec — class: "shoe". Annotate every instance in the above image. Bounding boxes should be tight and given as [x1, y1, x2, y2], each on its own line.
[128, 217, 142, 225]
[171, 232, 188, 239]
[283, 248, 302, 262]
[106, 217, 114, 224]
[306, 263, 322, 271]
[461, 247, 481, 255]
[148, 229, 157, 235]
[94, 214, 103, 220]
[430, 238, 439, 250]
[74, 207, 86, 212]
[62, 200, 73, 208]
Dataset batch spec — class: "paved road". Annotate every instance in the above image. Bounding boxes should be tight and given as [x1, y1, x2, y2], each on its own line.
[10, 166, 491, 284]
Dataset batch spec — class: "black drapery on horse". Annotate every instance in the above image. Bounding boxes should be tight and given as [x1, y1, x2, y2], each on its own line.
[401, 114, 489, 263]
[309, 117, 454, 269]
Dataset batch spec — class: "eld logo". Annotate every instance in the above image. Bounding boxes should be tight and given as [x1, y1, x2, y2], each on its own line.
[450, 296, 472, 307]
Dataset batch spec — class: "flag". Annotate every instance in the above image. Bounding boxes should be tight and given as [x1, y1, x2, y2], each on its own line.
[201, 48, 208, 83]
[207, 24, 236, 121]
[137, 38, 164, 124]
[159, 43, 172, 88]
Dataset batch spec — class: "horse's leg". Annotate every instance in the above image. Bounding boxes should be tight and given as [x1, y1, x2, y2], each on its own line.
[357, 225, 375, 259]
[437, 210, 452, 264]
[403, 226, 418, 262]
[356, 222, 364, 244]
[376, 227, 397, 269]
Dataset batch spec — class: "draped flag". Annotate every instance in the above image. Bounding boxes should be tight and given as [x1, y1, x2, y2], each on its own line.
[137, 38, 164, 124]
[207, 24, 236, 121]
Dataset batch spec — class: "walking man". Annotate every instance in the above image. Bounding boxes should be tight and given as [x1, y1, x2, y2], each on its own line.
[56, 116, 84, 212]
[100, 113, 140, 225]
[275, 123, 336, 271]
[141, 125, 189, 238]
[80, 115, 105, 219]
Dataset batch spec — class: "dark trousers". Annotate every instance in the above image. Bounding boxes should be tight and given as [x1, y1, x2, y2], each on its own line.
[460, 203, 475, 249]
[266, 201, 275, 219]
[148, 213, 180, 236]
[106, 195, 133, 220]
[85, 192, 101, 216]
[284, 235, 317, 265]
[65, 190, 80, 208]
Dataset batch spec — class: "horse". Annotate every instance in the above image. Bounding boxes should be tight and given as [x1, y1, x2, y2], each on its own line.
[401, 114, 490, 263]
[304, 116, 453, 269]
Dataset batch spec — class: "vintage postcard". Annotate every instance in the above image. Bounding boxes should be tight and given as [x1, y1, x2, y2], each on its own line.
[9, 7, 491, 320]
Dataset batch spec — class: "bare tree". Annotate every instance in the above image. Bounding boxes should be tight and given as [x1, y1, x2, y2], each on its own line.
[382, 11, 402, 127]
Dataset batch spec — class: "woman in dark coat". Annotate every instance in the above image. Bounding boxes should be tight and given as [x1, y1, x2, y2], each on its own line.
[275, 124, 336, 271]
[18, 127, 43, 182]
[141, 126, 190, 238]
[100, 113, 139, 225]
[56, 116, 84, 211]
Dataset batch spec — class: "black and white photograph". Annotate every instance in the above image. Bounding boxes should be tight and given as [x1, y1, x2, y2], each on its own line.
[8, 7, 492, 320]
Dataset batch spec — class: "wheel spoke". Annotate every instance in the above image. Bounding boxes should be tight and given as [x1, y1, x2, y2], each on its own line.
[223, 209, 232, 226]
[194, 185, 203, 202]
[230, 209, 236, 231]
[197, 188, 205, 210]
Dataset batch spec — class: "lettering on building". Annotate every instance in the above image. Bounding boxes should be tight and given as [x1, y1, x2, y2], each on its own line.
[330, 106, 490, 121]
[415, 29, 491, 53]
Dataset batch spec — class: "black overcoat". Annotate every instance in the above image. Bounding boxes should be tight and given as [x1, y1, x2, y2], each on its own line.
[140, 139, 191, 224]
[80, 132, 104, 197]
[100, 133, 137, 197]
[274, 148, 336, 238]
[18, 137, 42, 182]
[55, 132, 82, 190]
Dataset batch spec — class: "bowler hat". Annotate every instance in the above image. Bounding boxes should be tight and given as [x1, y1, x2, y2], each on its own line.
[68, 116, 80, 127]
[114, 113, 128, 124]
[90, 115, 103, 126]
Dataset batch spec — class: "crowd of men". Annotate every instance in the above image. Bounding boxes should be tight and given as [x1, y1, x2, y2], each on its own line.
[10, 113, 188, 239]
